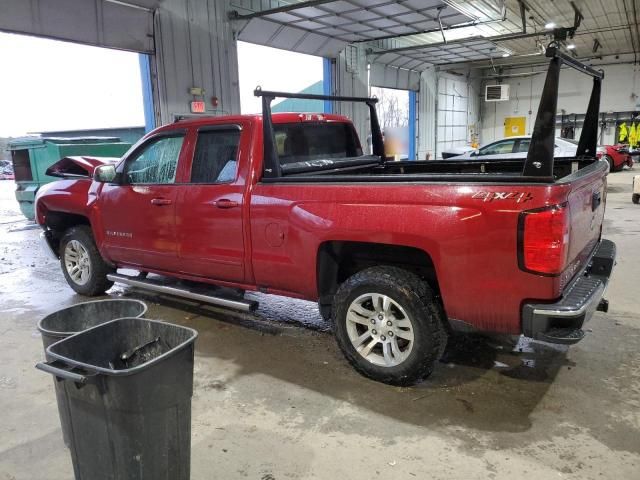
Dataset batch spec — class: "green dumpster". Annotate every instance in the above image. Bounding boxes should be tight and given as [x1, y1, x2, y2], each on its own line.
[8, 137, 131, 220]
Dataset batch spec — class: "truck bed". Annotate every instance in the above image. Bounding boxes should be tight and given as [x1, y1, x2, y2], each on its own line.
[267, 156, 602, 184]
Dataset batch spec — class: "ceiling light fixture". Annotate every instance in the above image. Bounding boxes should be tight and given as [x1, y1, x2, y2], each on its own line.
[545, 22, 556, 30]
[502, 53, 511, 57]
[567, 44, 576, 49]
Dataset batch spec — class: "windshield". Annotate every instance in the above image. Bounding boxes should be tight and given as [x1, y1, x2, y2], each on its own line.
[274, 122, 365, 171]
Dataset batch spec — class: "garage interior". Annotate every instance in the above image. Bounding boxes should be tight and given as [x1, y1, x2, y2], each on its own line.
[1, 0, 639, 479]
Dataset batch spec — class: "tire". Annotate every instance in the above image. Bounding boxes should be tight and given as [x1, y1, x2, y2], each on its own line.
[633, 193, 640, 205]
[603, 155, 615, 172]
[59, 225, 114, 296]
[332, 266, 445, 386]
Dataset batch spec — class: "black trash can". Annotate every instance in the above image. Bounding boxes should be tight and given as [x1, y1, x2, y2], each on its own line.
[37, 299, 148, 447]
[38, 299, 148, 348]
[37, 317, 198, 480]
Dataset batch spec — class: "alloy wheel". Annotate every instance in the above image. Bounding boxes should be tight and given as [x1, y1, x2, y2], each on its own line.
[345, 293, 414, 367]
[64, 240, 92, 286]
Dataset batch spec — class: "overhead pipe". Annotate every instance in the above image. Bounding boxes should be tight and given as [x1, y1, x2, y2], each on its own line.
[228, 0, 336, 20]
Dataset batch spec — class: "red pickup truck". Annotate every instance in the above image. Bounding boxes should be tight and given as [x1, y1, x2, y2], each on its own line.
[35, 48, 616, 385]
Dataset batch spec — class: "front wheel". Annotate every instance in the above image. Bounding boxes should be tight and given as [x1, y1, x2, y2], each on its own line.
[332, 266, 445, 386]
[59, 225, 115, 296]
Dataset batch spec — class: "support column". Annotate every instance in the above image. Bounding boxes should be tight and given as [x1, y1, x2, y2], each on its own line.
[408, 90, 417, 160]
[333, 45, 369, 148]
[417, 67, 437, 161]
[138, 54, 156, 133]
[153, 0, 241, 125]
[323, 57, 333, 114]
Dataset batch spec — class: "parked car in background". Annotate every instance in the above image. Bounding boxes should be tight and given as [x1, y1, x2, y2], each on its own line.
[441, 145, 474, 159]
[448, 136, 578, 161]
[0, 160, 14, 180]
[597, 144, 634, 172]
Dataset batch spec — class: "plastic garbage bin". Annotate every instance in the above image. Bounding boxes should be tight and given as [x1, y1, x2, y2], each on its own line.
[37, 299, 148, 447]
[37, 317, 198, 480]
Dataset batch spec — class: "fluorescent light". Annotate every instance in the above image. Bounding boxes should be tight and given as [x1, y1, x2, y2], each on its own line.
[502, 53, 510, 57]
[545, 22, 556, 29]
[567, 44, 576, 49]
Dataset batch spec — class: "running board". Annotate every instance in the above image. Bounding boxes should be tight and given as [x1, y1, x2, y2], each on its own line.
[107, 273, 258, 312]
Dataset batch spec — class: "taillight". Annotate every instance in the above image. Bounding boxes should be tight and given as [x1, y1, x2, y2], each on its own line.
[518, 204, 570, 275]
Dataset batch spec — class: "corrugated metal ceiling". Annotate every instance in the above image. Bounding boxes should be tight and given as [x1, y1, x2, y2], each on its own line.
[494, 0, 639, 62]
[231, 0, 640, 70]
[231, 0, 476, 57]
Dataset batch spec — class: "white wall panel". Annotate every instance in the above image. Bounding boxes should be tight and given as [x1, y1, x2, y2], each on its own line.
[154, 0, 241, 124]
[480, 62, 640, 146]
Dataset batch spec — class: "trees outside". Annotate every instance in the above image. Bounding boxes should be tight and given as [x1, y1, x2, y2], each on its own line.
[371, 87, 409, 129]
[371, 87, 410, 159]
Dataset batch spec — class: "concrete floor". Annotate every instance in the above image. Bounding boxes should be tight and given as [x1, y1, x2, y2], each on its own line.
[0, 169, 639, 480]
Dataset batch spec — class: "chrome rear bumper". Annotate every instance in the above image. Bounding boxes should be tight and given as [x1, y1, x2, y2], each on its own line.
[522, 239, 616, 344]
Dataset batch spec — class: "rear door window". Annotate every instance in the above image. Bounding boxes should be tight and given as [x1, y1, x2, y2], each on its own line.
[190, 129, 241, 183]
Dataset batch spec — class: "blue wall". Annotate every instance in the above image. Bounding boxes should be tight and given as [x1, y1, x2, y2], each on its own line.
[323, 58, 332, 114]
[409, 90, 417, 161]
[139, 54, 155, 133]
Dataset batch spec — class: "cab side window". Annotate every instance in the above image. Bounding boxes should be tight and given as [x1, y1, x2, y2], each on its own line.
[479, 140, 516, 155]
[190, 129, 241, 183]
[125, 135, 184, 184]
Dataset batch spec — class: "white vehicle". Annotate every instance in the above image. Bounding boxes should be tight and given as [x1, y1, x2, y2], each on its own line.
[448, 136, 578, 161]
[441, 145, 475, 159]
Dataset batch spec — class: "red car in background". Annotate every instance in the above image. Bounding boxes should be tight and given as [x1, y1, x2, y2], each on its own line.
[597, 144, 634, 171]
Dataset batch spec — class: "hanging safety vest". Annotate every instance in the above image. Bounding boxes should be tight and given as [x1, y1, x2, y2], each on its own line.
[630, 123, 637, 147]
[619, 122, 628, 142]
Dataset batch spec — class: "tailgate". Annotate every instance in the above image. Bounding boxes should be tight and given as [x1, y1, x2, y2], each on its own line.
[564, 162, 607, 280]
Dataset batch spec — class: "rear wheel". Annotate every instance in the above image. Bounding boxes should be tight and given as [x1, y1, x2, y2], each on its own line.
[60, 226, 114, 296]
[603, 155, 615, 172]
[332, 266, 445, 386]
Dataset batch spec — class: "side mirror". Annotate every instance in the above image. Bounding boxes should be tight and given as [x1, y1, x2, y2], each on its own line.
[93, 164, 117, 183]
[471, 150, 480, 157]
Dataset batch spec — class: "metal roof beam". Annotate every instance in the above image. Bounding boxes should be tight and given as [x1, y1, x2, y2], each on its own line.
[229, 0, 337, 20]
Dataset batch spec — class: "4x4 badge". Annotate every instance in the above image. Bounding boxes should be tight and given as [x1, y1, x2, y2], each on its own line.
[472, 191, 534, 203]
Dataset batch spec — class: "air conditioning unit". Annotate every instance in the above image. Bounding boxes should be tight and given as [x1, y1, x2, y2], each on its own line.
[485, 84, 510, 102]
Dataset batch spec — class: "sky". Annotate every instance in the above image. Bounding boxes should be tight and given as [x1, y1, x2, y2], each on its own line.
[0, 32, 145, 137]
[0, 34, 324, 136]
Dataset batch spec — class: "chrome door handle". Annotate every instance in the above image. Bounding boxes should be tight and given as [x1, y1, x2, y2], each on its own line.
[150, 198, 172, 206]
[215, 199, 239, 209]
